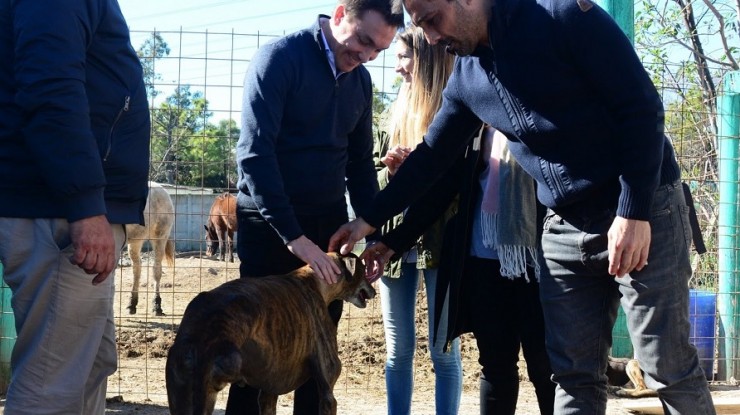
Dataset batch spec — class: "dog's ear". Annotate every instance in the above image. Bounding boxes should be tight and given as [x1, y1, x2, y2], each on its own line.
[341, 255, 357, 276]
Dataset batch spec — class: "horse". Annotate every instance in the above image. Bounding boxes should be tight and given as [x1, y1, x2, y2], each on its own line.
[125, 181, 175, 316]
[204, 192, 237, 262]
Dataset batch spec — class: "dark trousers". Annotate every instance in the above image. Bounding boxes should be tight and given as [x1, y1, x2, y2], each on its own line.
[467, 256, 555, 415]
[225, 210, 346, 415]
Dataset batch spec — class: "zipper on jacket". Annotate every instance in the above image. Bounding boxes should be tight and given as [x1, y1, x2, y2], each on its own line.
[545, 162, 568, 199]
[104, 95, 130, 161]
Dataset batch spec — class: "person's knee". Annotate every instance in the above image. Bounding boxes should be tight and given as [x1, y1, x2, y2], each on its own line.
[429, 338, 460, 364]
[480, 360, 519, 384]
[386, 339, 416, 366]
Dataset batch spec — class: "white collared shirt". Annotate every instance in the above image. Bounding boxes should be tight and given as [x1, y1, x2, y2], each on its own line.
[319, 22, 344, 79]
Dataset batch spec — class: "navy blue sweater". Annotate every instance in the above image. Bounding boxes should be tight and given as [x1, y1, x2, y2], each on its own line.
[0, 0, 150, 225]
[236, 17, 378, 243]
[364, 0, 679, 228]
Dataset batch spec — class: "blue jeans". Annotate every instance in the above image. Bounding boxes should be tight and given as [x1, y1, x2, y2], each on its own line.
[539, 182, 715, 414]
[380, 263, 462, 415]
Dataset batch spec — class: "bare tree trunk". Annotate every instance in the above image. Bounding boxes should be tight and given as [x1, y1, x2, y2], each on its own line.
[674, 0, 717, 121]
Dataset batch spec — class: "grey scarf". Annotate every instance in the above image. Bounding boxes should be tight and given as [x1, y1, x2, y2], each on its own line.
[479, 126, 540, 281]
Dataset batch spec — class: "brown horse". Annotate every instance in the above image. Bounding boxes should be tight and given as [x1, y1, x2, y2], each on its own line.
[204, 192, 237, 262]
[125, 181, 175, 316]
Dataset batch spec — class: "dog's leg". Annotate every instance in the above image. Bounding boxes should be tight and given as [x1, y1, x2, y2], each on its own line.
[606, 356, 631, 386]
[626, 359, 646, 390]
[310, 326, 341, 415]
[612, 359, 658, 398]
[315, 374, 338, 415]
[311, 353, 339, 415]
[257, 390, 278, 415]
[625, 359, 657, 397]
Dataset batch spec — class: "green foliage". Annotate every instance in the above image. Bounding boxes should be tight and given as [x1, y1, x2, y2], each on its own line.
[635, 0, 739, 287]
[372, 83, 392, 134]
[188, 119, 240, 189]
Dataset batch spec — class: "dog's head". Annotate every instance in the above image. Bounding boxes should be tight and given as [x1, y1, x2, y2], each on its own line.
[328, 252, 376, 308]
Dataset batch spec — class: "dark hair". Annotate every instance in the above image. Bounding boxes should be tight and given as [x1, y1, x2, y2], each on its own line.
[341, 0, 405, 29]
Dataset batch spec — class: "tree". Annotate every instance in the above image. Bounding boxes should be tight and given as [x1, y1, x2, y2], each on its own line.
[137, 31, 170, 100]
[149, 85, 211, 185]
[372, 83, 393, 134]
[188, 119, 240, 189]
[136, 32, 240, 189]
[635, 0, 739, 283]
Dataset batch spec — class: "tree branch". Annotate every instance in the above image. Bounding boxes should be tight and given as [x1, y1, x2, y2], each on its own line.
[701, 0, 740, 69]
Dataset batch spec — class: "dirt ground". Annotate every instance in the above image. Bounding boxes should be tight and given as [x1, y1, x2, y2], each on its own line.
[4, 252, 739, 414]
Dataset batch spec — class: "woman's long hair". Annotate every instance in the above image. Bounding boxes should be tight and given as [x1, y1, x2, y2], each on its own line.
[388, 25, 455, 149]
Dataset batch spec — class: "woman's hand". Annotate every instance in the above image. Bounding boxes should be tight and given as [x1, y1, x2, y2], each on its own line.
[381, 145, 412, 176]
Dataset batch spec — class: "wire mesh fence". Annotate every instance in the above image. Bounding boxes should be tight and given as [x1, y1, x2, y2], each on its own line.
[104, 28, 474, 410]
[1, 24, 739, 412]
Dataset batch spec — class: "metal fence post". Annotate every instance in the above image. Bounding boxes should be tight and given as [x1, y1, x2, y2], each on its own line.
[718, 71, 740, 380]
[0, 261, 14, 394]
[592, 0, 634, 44]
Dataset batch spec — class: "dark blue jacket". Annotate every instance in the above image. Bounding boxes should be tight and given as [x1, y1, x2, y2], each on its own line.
[364, 0, 679, 228]
[0, 0, 150, 225]
[236, 17, 378, 243]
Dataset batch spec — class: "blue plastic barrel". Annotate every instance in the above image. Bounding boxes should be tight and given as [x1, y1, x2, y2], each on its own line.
[612, 290, 717, 381]
[689, 289, 716, 380]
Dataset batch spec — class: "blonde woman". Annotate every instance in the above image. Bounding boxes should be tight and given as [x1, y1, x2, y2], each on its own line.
[373, 25, 462, 415]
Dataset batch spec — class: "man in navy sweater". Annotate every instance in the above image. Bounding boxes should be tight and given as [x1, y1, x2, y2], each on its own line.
[229, 0, 403, 414]
[330, 0, 716, 413]
[0, 0, 150, 413]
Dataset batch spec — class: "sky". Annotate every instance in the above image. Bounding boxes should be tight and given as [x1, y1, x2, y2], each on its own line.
[118, 1, 402, 122]
[119, 0, 339, 35]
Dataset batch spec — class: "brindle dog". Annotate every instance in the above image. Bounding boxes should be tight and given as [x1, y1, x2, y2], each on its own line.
[607, 356, 658, 398]
[165, 252, 376, 415]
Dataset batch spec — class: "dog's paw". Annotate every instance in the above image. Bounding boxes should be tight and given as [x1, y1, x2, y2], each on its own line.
[609, 386, 658, 399]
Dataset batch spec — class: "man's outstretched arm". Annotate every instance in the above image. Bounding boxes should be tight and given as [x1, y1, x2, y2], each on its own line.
[328, 218, 376, 255]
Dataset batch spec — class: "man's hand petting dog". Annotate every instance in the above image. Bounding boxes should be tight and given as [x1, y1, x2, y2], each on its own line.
[287, 235, 341, 284]
[328, 217, 376, 256]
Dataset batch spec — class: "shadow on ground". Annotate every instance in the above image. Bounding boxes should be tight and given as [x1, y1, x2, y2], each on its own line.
[106, 396, 227, 414]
